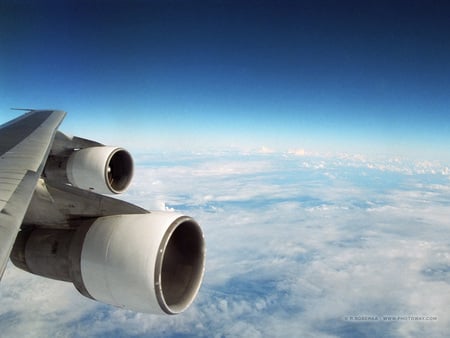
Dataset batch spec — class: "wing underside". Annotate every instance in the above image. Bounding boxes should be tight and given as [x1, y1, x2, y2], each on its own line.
[0, 110, 66, 278]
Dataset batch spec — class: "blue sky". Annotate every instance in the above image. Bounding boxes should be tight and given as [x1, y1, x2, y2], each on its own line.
[1, 0, 450, 158]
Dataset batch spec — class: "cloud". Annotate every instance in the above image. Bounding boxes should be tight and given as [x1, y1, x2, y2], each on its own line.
[258, 146, 275, 154]
[1, 151, 449, 337]
[288, 148, 306, 156]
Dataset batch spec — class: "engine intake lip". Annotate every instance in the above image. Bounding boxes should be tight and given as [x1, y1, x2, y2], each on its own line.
[155, 216, 206, 314]
[105, 148, 134, 194]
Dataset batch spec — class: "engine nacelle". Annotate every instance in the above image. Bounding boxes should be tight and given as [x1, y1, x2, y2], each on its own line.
[66, 146, 133, 194]
[11, 213, 206, 314]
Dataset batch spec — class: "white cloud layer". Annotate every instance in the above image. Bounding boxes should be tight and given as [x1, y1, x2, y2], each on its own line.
[1, 151, 450, 337]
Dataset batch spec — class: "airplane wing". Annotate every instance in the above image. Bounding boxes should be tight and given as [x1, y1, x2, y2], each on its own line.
[0, 110, 205, 315]
[0, 110, 66, 279]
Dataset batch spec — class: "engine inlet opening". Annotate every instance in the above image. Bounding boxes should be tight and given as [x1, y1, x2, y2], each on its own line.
[107, 149, 133, 193]
[160, 219, 205, 313]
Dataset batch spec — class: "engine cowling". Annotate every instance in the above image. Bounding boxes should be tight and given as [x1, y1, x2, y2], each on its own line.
[66, 146, 133, 194]
[11, 213, 206, 314]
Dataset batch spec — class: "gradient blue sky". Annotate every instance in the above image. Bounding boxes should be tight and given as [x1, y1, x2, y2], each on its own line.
[1, 0, 450, 158]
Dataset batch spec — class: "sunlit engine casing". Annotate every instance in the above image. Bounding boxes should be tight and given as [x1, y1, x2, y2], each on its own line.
[66, 146, 133, 194]
[81, 213, 205, 314]
[11, 213, 206, 314]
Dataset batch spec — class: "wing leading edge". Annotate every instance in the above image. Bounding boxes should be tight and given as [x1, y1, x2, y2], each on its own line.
[0, 110, 66, 279]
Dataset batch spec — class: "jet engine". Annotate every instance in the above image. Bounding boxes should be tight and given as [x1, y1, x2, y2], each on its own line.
[45, 146, 134, 194]
[66, 146, 133, 194]
[11, 212, 205, 314]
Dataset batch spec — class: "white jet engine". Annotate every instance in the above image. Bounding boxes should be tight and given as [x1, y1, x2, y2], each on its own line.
[66, 146, 133, 194]
[45, 145, 134, 194]
[11, 212, 206, 314]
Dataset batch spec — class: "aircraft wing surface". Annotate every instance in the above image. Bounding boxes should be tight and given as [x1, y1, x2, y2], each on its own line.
[0, 110, 66, 279]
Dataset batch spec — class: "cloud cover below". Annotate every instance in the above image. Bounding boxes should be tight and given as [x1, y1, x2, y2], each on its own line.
[1, 151, 449, 337]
